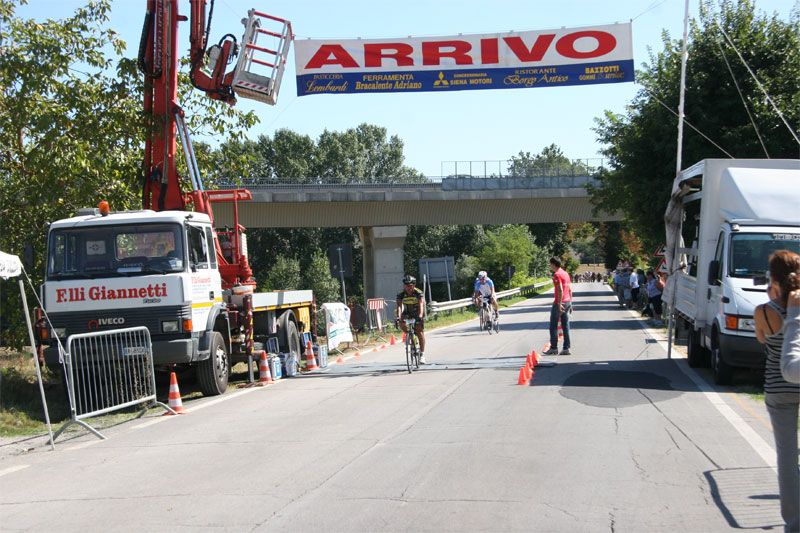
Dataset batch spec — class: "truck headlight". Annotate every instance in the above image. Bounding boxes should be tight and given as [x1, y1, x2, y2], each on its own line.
[725, 315, 755, 331]
[161, 320, 179, 333]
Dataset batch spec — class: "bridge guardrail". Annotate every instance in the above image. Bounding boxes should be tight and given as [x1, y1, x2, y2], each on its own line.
[429, 280, 551, 315]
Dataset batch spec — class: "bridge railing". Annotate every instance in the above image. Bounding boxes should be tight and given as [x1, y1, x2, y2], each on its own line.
[215, 175, 601, 190]
[428, 280, 551, 315]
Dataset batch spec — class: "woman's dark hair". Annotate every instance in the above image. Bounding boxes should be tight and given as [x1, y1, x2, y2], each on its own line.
[768, 250, 800, 307]
[646, 270, 655, 278]
[549, 257, 562, 268]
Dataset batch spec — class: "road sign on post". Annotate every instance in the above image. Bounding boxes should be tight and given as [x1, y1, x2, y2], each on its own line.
[419, 257, 455, 302]
[503, 264, 515, 288]
[328, 243, 353, 304]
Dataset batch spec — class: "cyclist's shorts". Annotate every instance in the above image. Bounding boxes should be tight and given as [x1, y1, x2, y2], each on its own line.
[400, 312, 424, 330]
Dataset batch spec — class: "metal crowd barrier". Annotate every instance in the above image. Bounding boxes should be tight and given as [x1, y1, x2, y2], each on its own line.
[428, 281, 551, 315]
[51, 326, 174, 443]
[364, 298, 390, 343]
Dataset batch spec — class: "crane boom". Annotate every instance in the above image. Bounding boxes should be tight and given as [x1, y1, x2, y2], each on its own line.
[137, 0, 292, 287]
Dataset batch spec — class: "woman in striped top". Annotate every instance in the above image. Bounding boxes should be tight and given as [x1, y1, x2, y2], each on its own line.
[755, 250, 800, 533]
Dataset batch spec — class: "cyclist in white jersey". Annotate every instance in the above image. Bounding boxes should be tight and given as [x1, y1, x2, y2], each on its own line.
[473, 271, 498, 318]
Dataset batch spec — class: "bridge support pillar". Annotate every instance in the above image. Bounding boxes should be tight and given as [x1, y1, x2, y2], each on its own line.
[359, 226, 407, 307]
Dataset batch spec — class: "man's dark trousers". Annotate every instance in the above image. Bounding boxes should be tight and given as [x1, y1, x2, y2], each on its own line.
[549, 301, 572, 350]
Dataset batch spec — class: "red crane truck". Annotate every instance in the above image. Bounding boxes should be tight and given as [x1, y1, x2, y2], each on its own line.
[36, 0, 313, 396]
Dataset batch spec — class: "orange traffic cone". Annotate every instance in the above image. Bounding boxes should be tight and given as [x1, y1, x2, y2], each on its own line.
[531, 350, 540, 367]
[402, 332, 406, 343]
[305, 341, 319, 370]
[372, 346, 380, 352]
[380, 344, 388, 350]
[525, 351, 536, 370]
[164, 372, 185, 415]
[354, 351, 361, 357]
[517, 366, 530, 385]
[558, 323, 564, 339]
[258, 351, 273, 385]
[542, 342, 551, 353]
[390, 334, 397, 345]
[336, 354, 344, 363]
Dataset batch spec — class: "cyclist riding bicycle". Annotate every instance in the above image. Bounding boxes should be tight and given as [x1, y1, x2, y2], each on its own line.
[473, 271, 498, 319]
[396, 274, 427, 364]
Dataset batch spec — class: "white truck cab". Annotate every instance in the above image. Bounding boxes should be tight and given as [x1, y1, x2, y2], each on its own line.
[666, 159, 800, 384]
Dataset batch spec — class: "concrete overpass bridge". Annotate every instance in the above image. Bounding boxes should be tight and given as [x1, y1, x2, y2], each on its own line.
[213, 175, 621, 303]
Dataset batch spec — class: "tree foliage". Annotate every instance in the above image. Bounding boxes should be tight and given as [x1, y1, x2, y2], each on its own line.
[590, 0, 800, 252]
[0, 0, 267, 344]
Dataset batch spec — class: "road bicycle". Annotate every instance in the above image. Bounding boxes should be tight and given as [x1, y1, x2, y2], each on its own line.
[477, 296, 499, 334]
[403, 318, 420, 373]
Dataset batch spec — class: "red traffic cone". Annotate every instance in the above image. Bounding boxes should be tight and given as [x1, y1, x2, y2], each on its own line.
[336, 355, 344, 363]
[164, 372, 185, 415]
[557, 323, 564, 339]
[305, 341, 319, 370]
[517, 366, 530, 385]
[531, 350, 540, 367]
[402, 332, 406, 343]
[542, 342, 551, 353]
[390, 334, 397, 345]
[258, 351, 273, 385]
[525, 351, 535, 370]
[353, 351, 361, 357]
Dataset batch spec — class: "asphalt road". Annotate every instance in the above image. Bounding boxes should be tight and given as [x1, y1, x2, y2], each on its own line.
[0, 282, 789, 532]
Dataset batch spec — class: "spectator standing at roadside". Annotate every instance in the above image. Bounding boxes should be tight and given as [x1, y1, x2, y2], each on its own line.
[782, 289, 800, 383]
[646, 270, 664, 325]
[543, 257, 572, 356]
[629, 270, 640, 308]
[619, 268, 632, 308]
[613, 270, 623, 304]
[754, 250, 800, 533]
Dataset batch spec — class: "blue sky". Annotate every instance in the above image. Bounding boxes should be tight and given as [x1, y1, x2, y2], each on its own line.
[17, 0, 798, 177]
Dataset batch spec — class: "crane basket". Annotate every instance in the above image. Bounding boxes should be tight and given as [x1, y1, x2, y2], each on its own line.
[232, 10, 293, 105]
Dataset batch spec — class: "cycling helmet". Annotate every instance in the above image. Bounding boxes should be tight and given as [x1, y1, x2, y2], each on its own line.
[402, 274, 416, 285]
[478, 270, 487, 280]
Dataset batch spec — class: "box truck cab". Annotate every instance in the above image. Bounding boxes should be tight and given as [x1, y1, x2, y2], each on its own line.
[666, 159, 800, 384]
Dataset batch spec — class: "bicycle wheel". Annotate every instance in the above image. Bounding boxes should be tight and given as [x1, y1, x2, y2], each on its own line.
[479, 307, 486, 332]
[493, 313, 499, 333]
[405, 336, 413, 373]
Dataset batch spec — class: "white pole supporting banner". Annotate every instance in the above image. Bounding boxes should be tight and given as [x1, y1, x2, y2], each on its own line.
[295, 23, 634, 96]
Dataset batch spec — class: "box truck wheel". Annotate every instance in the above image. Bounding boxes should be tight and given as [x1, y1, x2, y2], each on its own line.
[687, 328, 709, 368]
[282, 320, 302, 370]
[711, 332, 734, 385]
[198, 331, 229, 396]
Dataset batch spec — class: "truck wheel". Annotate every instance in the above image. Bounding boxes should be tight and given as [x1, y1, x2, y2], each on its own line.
[198, 331, 229, 396]
[284, 321, 302, 370]
[687, 328, 708, 368]
[711, 333, 734, 386]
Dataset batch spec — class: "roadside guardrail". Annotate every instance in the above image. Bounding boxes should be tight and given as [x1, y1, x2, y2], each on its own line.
[428, 280, 552, 315]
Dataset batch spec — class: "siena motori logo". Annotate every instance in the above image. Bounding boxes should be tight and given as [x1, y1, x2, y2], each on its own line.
[88, 317, 125, 330]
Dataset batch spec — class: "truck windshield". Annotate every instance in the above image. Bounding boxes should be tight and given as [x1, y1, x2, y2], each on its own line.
[47, 223, 185, 279]
[729, 232, 800, 278]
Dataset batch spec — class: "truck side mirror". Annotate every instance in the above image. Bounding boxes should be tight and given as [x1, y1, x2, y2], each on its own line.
[707, 260, 721, 286]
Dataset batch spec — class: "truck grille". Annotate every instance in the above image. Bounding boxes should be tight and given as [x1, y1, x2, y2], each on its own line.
[47, 305, 191, 338]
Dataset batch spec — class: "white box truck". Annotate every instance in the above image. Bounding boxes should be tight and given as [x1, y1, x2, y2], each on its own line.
[664, 159, 800, 384]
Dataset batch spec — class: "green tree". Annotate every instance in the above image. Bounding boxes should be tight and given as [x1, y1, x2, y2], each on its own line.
[590, 0, 800, 251]
[302, 250, 340, 306]
[507, 144, 591, 177]
[258, 256, 301, 292]
[0, 0, 261, 345]
[476, 225, 536, 290]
